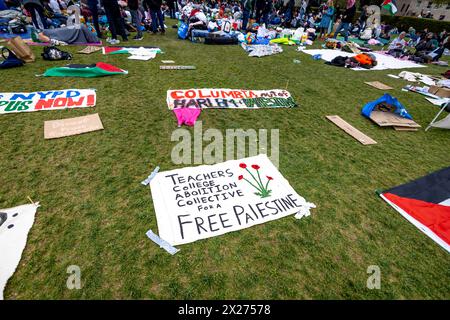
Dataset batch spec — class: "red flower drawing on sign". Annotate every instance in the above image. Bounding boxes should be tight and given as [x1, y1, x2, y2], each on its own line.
[238, 163, 273, 198]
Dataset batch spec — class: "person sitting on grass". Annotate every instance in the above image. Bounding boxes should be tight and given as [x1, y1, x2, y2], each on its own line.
[387, 31, 407, 58]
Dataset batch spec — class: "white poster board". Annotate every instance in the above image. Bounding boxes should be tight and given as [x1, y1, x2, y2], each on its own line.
[150, 154, 315, 246]
[0, 203, 39, 300]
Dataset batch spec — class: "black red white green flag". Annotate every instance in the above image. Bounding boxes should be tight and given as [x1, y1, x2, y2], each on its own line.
[379, 167, 450, 253]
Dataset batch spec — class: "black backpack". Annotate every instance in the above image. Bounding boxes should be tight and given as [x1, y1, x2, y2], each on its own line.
[42, 46, 73, 61]
[0, 47, 24, 69]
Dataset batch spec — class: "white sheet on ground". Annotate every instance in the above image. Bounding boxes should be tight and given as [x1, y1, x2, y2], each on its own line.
[0, 203, 39, 300]
[302, 49, 425, 71]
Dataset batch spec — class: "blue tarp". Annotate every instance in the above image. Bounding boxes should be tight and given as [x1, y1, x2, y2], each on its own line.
[361, 93, 413, 120]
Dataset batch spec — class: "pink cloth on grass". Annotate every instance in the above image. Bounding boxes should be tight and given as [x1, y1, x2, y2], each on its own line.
[173, 108, 202, 126]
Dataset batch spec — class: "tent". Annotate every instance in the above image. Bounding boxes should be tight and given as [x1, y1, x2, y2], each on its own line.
[43, 62, 128, 77]
[378, 167, 450, 253]
[426, 102, 450, 131]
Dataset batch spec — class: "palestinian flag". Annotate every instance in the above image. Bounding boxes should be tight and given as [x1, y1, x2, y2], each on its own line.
[43, 62, 128, 78]
[382, 0, 397, 15]
[379, 167, 450, 253]
[102, 46, 162, 55]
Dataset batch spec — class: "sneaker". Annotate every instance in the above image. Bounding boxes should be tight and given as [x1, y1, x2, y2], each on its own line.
[110, 39, 120, 45]
[133, 35, 144, 40]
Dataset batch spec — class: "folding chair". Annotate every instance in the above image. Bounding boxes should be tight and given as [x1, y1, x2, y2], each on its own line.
[425, 101, 450, 131]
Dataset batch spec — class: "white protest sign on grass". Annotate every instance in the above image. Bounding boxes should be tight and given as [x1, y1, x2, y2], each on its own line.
[166, 89, 297, 109]
[150, 154, 315, 246]
[0, 203, 39, 300]
[0, 89, 96, 115]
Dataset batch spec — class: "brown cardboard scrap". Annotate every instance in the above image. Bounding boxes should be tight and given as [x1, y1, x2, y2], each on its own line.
[326, 115, 377, 145]
[44, 113, 104, 139]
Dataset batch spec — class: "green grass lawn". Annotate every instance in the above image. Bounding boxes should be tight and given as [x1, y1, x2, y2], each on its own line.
[1, 22, 449, 299]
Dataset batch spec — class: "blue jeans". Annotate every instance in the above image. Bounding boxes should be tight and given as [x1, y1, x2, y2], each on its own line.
[130, 9, 142, 37]
[88, 1, 101, 38]
[25, 3, 48, 29]
[334, 22, 350, 41]
[150, 9, 164, 33]
[242, 9, 250, 31]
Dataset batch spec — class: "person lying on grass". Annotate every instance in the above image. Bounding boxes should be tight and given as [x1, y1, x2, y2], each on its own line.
[32, 24, 99, 45]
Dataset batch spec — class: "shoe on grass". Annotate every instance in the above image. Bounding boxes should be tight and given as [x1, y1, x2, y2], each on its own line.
[133, 35, 143, 40]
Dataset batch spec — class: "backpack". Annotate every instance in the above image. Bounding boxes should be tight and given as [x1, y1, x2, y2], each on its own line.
[42, 46, 73, 61]
[178, 22, 189, 39]
[0, 47, 24, 69]
[326, 55, 347, 67]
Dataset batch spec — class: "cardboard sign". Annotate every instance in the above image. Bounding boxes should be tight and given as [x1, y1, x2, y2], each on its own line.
[326, 115, 377, 145]
[365, 81, 393, 90]
[78, 46, 102, 54]
[150, 154, 315, 246]
[0, 89, 96, 115]
[167, 89, 297, 109]
[161, 60, 175, 63]
[160, 65, 196, 70]
[44, 113, 104, 139]
[369, 111, 421, 128]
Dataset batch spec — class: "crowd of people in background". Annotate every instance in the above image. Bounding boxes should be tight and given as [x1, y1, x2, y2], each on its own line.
[0, 0, 449, 63]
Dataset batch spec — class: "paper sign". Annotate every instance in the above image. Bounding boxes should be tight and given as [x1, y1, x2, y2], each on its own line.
[44, 113, 104, 139]
[0, 89, 96, 115]
[150, 154, 315, 246]
[78, 46, 102, 54]
[167, 89, 297, 109]
[162, 60, 175, 63]
[326, 115, 377, 145]
[365, 81, 393, 90]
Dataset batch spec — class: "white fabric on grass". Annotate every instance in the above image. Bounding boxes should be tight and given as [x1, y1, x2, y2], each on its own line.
[0, 203, 39, 300]
[302, 49, 425, 71]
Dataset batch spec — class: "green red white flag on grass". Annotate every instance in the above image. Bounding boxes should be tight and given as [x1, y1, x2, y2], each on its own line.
[43, 62, 127, 78]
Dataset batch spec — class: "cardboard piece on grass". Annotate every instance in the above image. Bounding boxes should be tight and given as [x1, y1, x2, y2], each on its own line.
[326, 115, 377, 145]
[0, 203, 40, 300]
[428, 86, 450, 98]
[149, 154, 315, 246]
[44, 113, 104, 139]
[160, 65, 196, 70]
[369, 111, 421, 128]
[393, 126, 418, 131]
[365, 81, 393, 90]
[392, 126, 419, 131]
[77, 46, 102, 54]
[7, 36, 35, 63]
